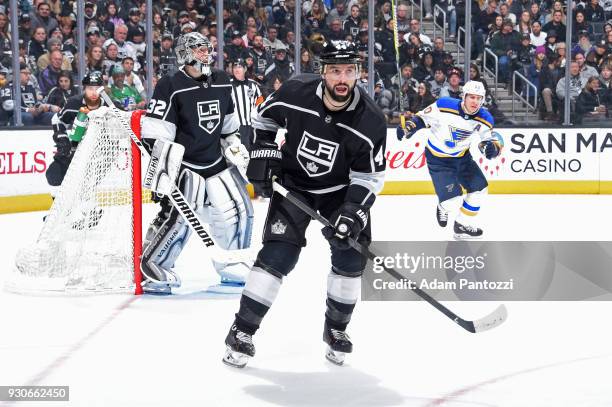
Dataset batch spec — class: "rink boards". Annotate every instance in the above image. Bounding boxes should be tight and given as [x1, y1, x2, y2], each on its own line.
[1, 127, 612, 213]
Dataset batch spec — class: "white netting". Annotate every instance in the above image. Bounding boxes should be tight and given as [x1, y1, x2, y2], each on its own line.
[7, 107, 138, 294]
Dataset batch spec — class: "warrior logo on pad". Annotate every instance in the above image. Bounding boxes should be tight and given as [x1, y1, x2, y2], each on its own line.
[296, 132, 339, 177]
[197, 100, 220, 134]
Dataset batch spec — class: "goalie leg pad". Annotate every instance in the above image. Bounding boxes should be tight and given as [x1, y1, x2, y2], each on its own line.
[204, 166, 254, 283]
[141, 168, 206, 289]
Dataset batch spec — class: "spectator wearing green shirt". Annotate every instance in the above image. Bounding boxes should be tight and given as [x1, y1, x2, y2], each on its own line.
[109, 65, 146, 111]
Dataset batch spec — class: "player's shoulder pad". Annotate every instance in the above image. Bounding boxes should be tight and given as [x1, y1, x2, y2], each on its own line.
[154, 72, 176, 94]
[475, 107, 494, 129]
[355, 85, 386, 125]
[351, 86, 387, 143]
[65, 94, 85, 108]
[210, 68, 231, 85]
[436, 96, 461, 112]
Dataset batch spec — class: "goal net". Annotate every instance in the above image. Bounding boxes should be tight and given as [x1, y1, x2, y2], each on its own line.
[7, 107, 144, 295]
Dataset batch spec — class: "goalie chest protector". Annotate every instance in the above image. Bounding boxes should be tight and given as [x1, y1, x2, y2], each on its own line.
[146, 67, 238, 168]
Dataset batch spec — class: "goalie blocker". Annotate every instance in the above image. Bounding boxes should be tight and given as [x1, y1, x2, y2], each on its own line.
[143, 139, 185, 196]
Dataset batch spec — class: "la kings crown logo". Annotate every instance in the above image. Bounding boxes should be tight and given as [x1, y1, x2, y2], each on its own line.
[297, 132, 339, 177]
[271, 219, 287, 235]
[197, 100, 221, 134]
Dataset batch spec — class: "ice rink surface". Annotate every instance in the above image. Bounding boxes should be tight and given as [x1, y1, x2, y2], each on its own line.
[1, 194, 612, 407]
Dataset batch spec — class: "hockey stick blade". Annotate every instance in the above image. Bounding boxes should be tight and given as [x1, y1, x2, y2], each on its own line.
[272, 181, 508, 334]
[97, 88, 254, 264]
[465, 304, 508, 333]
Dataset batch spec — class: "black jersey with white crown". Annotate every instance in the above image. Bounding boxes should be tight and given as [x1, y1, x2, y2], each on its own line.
[141, 67, 239, 170]
[252, 74, 387, 196]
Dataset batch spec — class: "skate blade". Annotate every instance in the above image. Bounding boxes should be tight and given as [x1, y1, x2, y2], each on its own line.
[453, 233, 483, 241]
[325, 348, 346, 366]
[142, 281, 173, 295]
[223, 347, 250, 368]
[207, 283, 245, 294]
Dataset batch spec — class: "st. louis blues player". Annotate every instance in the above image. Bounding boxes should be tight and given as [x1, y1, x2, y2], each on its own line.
[396, 80, 502, 239]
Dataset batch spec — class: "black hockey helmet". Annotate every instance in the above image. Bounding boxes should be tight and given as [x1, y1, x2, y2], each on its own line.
[233, 58, 247, 68]
[319, 40, 360, 66]
[82, 71, 104, 87]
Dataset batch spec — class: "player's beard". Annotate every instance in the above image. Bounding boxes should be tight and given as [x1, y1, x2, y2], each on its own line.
[324, 79, 355, 104]
[84, 94, 101, 107]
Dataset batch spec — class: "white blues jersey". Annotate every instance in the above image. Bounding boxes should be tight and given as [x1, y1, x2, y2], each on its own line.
[417, 97, 494, 158]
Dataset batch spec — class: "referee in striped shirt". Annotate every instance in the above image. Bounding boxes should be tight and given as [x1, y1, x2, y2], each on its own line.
[230, 59, 262, 150]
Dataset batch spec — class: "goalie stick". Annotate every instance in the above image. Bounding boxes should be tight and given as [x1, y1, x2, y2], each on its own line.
[97, 88, 253, 264]
[272, 180, 507, 333]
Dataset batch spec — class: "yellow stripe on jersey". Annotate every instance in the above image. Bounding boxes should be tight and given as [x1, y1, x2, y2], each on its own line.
[474, 116, 493, 128]
[426, 146, 468, 158]
[439, 108, 460, 115]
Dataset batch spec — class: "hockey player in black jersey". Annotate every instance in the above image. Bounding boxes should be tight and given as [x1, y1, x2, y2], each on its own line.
[139, 32, 254, 295]
[46, 72, 107, 188]
[223, 40, 387, 367]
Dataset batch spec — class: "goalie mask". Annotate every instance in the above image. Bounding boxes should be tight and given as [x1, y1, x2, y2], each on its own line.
[462, 80, 486, 114]
[175, 32, 213, 76]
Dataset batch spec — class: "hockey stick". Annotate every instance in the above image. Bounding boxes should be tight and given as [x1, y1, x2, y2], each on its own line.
[97, 88, 253, 263]
[272, 181, 507, 333]
[391, 0, 405, 113]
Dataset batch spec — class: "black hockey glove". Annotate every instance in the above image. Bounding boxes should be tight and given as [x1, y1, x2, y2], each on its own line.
[246, 141, 282, 198]
[478, 139, 501, 160]
[322, 202, 368, 250]
[55, 137, 73, 158]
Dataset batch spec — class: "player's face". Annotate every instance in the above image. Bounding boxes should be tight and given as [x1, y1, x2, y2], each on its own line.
[84, 86, 100, 103]
[323, 64, 358, 102]
[192, 45, 211, 64]
[463, 94, 483, 114]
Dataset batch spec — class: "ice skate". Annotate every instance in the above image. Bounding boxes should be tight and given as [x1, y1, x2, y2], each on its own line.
[223, 324, 255, 368]
[323, 324, 353, 366]
[453, 221, 483, 240]
[140, 264, 181, 295]
[436, 204, 448, 227]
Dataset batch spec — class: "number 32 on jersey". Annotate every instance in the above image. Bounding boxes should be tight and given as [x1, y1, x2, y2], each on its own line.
[147, 99, 167, 117]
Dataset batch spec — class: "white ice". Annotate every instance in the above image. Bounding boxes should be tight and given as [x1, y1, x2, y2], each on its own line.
[1, 194, 612, 407]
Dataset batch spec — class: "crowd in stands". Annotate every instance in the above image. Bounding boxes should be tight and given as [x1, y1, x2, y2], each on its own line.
[0, 0, 611, 125]
[471, 0, 612, 122]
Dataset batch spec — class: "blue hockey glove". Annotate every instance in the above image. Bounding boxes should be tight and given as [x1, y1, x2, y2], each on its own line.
[396, 115, 422, 141]
[478, 139, 502, 159]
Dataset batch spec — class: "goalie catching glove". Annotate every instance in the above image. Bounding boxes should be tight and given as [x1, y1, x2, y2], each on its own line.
[245, 141, 282, 198]
[321, 202, 368, 250]
[222, 134, 250, 171]
[143, 139, 185, 196]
